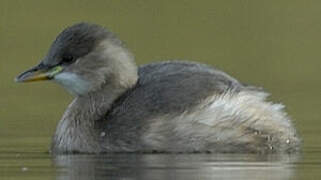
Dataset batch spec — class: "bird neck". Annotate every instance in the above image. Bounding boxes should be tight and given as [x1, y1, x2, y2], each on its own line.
[51, 82, 133, 153]
[76, 84, 128, 120]
[64, 81, 131, 126]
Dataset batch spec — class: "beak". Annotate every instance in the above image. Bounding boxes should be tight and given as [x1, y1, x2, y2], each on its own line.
[15, 63, 63, 83]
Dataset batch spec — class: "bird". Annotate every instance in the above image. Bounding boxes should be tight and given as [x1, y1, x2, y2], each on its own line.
[15, 23, 300, 154]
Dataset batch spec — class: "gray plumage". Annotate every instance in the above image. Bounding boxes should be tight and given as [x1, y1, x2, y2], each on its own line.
[16, 23, 300, 154]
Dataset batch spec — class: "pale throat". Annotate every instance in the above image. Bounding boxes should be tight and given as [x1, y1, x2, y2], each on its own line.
[54, 72, 92, 96]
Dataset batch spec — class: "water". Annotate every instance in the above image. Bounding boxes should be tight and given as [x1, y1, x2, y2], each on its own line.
[0, 145, 320, 180]
[1, 0, 321, 179]
[0, 144, 305, 180]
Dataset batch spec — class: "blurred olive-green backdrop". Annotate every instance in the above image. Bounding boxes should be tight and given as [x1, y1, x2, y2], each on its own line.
[0, 0, 320, 152]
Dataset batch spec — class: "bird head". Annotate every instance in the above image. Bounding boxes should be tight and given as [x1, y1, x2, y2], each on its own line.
[16, 23, 138, 96]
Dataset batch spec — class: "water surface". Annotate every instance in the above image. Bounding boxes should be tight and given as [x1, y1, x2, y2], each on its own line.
[0, 140, 307, 180]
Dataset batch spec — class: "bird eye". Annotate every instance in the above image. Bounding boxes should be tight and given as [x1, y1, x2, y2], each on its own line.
[61, 55, 74, 64]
